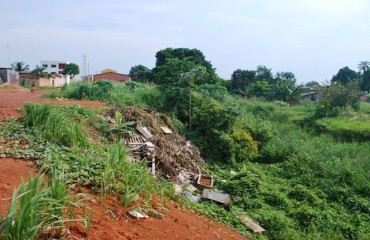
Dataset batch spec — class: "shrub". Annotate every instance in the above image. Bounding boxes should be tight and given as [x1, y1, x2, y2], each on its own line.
[230, 129, 259, 162]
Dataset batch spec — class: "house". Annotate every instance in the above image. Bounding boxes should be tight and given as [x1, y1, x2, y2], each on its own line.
[88, 72, 131, 83]
[40, 61, 68, 74]
[301, 91, 321, 101]
[0, 68, 19, 85]
[20, 72, 67, 87]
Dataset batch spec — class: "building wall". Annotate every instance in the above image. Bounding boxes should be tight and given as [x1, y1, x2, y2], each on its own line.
[40, 61, 68, 74]
[0, 68, 19, 85]
[92, 72, 131, 82]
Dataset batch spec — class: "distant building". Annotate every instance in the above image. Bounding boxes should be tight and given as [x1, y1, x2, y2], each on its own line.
[40, 61, 68, 74]
[0, 68, 19, 85]
[86, 72, 131, 83]
[20, 72, 68, 87]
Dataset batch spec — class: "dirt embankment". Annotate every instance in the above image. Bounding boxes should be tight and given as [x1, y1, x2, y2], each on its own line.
[0, 85, 248, 240]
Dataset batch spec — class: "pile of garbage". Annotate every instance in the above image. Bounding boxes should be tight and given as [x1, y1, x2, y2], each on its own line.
[103, 107, 202, 182]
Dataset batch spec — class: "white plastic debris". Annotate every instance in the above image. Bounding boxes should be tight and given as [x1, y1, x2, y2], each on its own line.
[128, 210, 148, 219]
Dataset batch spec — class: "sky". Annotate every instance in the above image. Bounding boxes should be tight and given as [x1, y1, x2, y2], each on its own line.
[1, 0, 369, 84]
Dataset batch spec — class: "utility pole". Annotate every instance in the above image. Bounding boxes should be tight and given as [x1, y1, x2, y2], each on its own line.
[6, 45, 10, 67]
[83, 54, 87, 77]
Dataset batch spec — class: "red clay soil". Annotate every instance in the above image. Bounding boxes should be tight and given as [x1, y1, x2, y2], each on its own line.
[0, 158, 37, 216]
[0, 85, 248, 239]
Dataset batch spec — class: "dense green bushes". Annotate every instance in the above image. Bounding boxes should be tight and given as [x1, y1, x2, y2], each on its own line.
[52, 81, 370, 239]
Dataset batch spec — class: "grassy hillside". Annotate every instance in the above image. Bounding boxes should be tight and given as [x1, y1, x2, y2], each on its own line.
[44, 81, 370, 239]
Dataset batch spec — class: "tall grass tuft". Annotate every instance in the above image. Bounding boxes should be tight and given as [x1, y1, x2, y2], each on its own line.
[0, 169, 83, 240]
[101, 140, 158, 207]
[22, 103, 89, 147]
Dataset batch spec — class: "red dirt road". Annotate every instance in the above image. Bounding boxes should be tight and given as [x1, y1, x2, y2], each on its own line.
[0, 85, 247, 240]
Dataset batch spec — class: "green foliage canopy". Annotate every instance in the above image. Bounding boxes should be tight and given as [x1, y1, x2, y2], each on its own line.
[62, 63, 80, 78]
[129, 64, 152, 83]
[11, 61, 29, 73]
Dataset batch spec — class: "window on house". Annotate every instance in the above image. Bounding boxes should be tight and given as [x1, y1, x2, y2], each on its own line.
[51, 64, 57, 68]
[42, 64, 48, 68]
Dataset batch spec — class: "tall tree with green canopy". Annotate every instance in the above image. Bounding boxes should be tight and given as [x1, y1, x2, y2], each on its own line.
[11, 61, 29, 74]
[153, 48, 218, 85]
[255, 65, 274, 83]
[62, 63, 80, 79]
[230, 69, 256, 95]
[154, 58, 211, 87]
[129, 65, 152, 83]
[331, 66, 359, 86]
[273, 71, 303, 104]
[358, 61, 370, 92]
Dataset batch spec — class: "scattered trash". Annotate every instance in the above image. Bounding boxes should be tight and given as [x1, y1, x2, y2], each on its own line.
[185, 184, 198, 193]
[230, 170, 237, 176]
[183, 191, 201, 202]
[202, 189, 230, 205]
[136, 125, 153, 139]
[173, 184, 183, 194]
[128, 210, 148, 219]
[239, 215, 266, 233]
[160, 126, 172, 134]
[103, 107, 202, 181]
[197, 174, 214, 189]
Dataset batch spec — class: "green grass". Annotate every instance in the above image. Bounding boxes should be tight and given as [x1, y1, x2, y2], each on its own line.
[35, 83, 370, 239]
[315, 117, 370, 141]
[22, 103, 91, 147]
[0, 169, 87, 240]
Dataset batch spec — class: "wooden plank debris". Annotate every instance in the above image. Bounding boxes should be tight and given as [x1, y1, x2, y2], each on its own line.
[160, 126, 172, 134]
[136, 125, 153, 139]
[127, 135, 146, 147]
[202, 189, 230, 204]
[239, 215, 266, 233]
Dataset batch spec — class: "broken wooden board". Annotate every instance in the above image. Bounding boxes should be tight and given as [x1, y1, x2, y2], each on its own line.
[239, 215, 266, 233]
[197, 174, 214, 189]
[136, 125, 153, 139]
[202, 189, 230, 205]
[160, 126, 172, 134]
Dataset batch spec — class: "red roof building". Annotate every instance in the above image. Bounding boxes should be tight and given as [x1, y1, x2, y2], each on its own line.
[92, 72, 131, 83]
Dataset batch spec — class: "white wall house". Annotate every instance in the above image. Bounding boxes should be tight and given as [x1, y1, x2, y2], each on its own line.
[40, 60, 70, 85]
[41, 61, 69, 74]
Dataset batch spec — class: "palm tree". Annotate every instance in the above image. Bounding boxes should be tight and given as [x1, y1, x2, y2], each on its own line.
[11, 61, 30, 76]
[31, 65, 47, 78]
[358, 61, 370, 74]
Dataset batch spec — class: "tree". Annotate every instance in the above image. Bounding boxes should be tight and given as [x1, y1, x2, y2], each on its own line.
[153, 48, 218, 84]
[358, 61, 370, 74]
[255, 65, 273, 83]
[358, 61, 370, 92]
[230, 69, 256, 94]
[305, 81, 320, 88]
[11, 61, 29, 74]
[246, 80, 272, 98]
[62, 63, 80, 79]
[154, 57, 198, 86]
[31, 65, 47, 78]
[315, 80, 360, 118]
[272, 72, 303, 104]
[129, 65, 152, 83]
[331, 67, 359, 86]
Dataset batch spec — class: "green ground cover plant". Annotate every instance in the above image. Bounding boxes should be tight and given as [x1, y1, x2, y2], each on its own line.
[45, 82, 370, 239]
